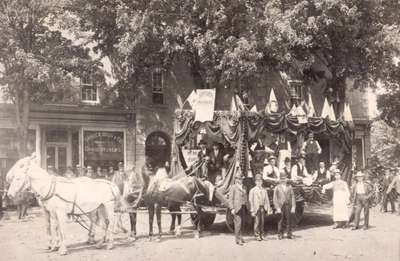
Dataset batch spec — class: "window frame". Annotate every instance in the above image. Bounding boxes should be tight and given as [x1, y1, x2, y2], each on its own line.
[151, 68, 164, 105]
[80, 75, 99, 104]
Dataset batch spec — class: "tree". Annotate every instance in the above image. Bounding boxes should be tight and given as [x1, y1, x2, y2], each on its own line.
[370, 120, 400, 167]
[66, 0, 400, 106]
[0, 0, 95, 157]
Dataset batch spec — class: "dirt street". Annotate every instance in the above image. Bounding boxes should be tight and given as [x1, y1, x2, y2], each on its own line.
[0, 204, 399, 261]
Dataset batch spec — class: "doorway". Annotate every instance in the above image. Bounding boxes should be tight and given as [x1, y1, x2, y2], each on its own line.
[145, 131, 171, 168]
[46, 144, 67, 174]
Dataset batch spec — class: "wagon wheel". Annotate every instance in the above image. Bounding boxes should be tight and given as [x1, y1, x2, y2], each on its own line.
[190, 212, 216, 230]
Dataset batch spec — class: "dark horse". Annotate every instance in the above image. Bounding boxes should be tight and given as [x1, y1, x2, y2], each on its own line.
[132, 168, 229, 240]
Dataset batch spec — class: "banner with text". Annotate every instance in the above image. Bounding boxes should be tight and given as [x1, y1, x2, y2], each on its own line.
[194, 89, 216, 122]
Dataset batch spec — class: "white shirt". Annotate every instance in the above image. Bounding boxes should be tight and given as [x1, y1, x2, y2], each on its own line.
[356, 182, 365, 194]
[263, 165, 280, 181]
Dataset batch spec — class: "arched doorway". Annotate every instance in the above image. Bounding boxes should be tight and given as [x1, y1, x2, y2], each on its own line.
[145, 131, 171, 168]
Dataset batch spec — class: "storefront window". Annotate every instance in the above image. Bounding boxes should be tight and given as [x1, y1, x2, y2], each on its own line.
[83, 130, 124, 170]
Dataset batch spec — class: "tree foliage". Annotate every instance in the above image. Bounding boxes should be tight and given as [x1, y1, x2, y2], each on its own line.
[0, 0, 96, 156]
[66, 0, 399, 101]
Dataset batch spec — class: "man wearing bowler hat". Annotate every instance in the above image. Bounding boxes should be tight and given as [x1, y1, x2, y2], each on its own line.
[273, 172, 296, 239]
[229, 172, 249, 245]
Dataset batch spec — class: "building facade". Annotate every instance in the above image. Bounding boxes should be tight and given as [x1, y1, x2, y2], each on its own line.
[0, 62, 372, 176]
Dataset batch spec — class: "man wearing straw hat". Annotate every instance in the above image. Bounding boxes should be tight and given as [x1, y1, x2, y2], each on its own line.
[350, 171, 373, 230]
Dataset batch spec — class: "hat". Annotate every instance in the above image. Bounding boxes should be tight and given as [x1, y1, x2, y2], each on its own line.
[199, 140, 207, 145]
[264, 158, 269, 165]
[308, 132, 314, 138]
[255, 174, 262, 181]
[355, 171, 364, 178]
[333, 169, 341, 174]
[280, 173, 288, 180]
[268, 155, 276, 161]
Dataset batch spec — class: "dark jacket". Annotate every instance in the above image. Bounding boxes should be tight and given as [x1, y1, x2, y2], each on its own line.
[273, 184, 296, 210]
[229, 183, 249, 214]
[208, 149, 224, 172]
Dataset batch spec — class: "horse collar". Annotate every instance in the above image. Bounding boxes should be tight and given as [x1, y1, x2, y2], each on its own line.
[41, 177, 57, 201]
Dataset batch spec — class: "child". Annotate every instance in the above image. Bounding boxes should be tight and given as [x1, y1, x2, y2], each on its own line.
[249, 174, 270, 241]
[273, 172, 296, 239]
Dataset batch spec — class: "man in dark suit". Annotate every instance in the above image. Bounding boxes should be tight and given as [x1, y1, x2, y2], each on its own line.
[350, 171, 373, 230]
[381, 168, 395, 213]
[229, 173, 249, 245]
[387, 168, 400, 216]
[197, 139, 210, 161]
[273, 172, 296, 239]
[208, 142, 224, 184]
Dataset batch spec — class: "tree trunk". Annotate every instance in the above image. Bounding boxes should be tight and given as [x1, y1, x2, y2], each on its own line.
[15, 87, 31, 158]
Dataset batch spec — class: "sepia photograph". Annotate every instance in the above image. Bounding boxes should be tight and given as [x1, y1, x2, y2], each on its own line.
[0, 1, 399, 260]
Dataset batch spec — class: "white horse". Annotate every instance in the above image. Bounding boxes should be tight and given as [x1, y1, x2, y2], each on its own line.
[6, 155, 121, 255]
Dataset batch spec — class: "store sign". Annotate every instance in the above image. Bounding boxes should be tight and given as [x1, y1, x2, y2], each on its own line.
[194, 89, 216, 122]
[181, 149, 200, 167]
[84, 131, 124, 161]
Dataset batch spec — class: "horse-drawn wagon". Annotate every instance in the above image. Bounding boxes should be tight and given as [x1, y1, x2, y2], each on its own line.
[170, 107, 354, 231]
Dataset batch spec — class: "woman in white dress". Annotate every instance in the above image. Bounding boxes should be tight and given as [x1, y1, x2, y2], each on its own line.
[322, 169, 350, 228]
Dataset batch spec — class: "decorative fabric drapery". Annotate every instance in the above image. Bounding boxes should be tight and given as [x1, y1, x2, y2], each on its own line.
[172, 109, 354, 192]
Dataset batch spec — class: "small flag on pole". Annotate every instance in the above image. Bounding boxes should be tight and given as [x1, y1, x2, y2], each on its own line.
[176, 94, 184, 109]
[329, 104, 336, 121]
[343, 103, 353, 122]
[289, 104, 297, 116]
[307, 93, 315, 117]
[265, 88, 279, 113]
[250, 105, 258, 112]
[321, 98, 330, 118]
[230, 96, 238, 112]
[186, 90, 198, 108]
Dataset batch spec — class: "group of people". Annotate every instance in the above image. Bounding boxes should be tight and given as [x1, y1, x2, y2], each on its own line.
[381, 167, 400, 215]
[47, 162, 125, 180]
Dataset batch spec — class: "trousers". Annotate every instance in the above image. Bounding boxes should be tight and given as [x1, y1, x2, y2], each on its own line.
[277, 203, 292, 236]
[354, 194, 370, 228]
[234, 206, 246, 242]
[254, 207, 265, 238]
[381, 191, 396, 212]
[129, 212, 137, 235]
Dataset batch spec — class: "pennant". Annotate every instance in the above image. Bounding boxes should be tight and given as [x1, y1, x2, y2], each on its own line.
[186, 90, 198, 108]
[230, 97, 238, 112]
[265, 88, 279, 113]
[307, 93, 316, 117]
[250, 105, 258, 112]
[176, 94, 184, 109]
[289, 104, 297, 116]
[234, 95, 246, 111]
[343, 103, 353, 122]
[329, 104, 336, 121]
[321, 98, 330, 118]
[295, 103, 308, 123]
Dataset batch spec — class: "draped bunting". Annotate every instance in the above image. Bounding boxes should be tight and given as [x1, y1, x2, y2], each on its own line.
[173, 109, 354, 192]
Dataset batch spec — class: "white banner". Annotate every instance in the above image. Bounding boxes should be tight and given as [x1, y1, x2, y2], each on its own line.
[194, 89, 216, 122]
[182, 149, 200, 167]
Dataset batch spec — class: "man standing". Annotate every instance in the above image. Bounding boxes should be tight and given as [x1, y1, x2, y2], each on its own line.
[381, 168, 395, 213]
[386, 168, 400, 216]
[197, 140, 210, 161]
[301, 132, 322, 174]
[351, 171, 373, 230]
[249, 174, 270, 241]
[273, 173, 296, 239]
[229, 173, 249, 245]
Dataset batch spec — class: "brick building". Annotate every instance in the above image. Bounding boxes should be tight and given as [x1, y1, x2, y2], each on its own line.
[0, 61, 373, 176]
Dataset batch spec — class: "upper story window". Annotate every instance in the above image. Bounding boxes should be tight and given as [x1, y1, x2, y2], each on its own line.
[80, 75, 99, 104]
[152, 68, 164, 105]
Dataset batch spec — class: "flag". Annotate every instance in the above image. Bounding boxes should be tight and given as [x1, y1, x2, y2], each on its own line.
[230, 96, 238, 112]
[176, 94, 184, 108]
[232, 95, 246, 111]
[321, 98, 330, 118]
[329, 104, 336, 121]
[289, 104, 297, 115]
[250, 105, 258, 112]
[186, 89, 198, 108]
[295, 102, 307, 123]
[265, 88, 279, 113]
[343, 103, 353, 122]
[307, 93, 316, 117]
